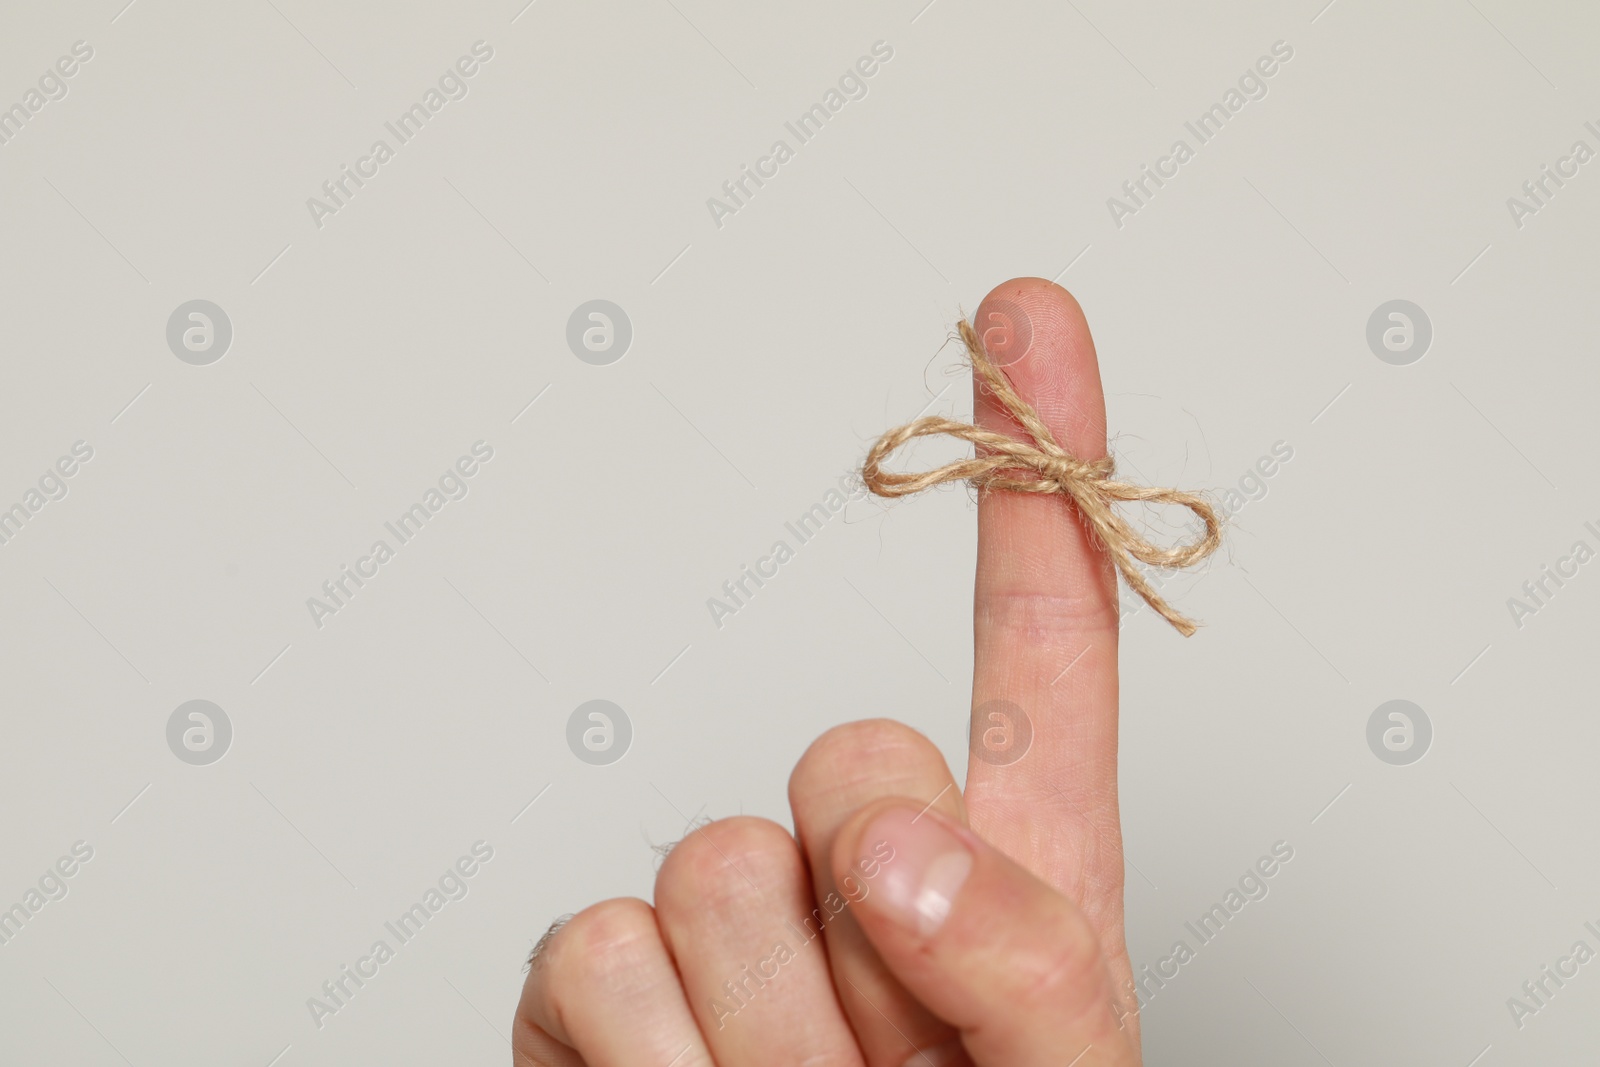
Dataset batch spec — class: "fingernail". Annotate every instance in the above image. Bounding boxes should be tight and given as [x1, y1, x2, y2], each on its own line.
[860, 806, 974, 938]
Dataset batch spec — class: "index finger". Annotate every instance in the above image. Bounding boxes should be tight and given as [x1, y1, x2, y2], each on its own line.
[963, 278, 1122, 901]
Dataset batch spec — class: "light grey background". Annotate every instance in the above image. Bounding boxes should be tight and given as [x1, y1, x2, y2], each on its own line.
[1, 0, 1596, 1063]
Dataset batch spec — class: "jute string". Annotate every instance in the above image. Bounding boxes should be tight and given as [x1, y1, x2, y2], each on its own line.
[861, 319, 1223, 637]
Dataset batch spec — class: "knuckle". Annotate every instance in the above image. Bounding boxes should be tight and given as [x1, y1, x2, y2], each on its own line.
[975, 586, 1118, 644]
[655, 816, 800, 914]
[1006, 910, 1113, 1023]
[510, 1015, 582, 1067]
[518, 898, 660, 1055]
[790, 719, 949, 804]
[548, 897, 658, 986]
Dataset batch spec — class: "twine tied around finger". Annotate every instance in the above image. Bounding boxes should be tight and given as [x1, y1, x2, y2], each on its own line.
[861, 319, 1223, 637]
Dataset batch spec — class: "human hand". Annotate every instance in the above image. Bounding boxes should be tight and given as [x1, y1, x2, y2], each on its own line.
[512, 278, 1140, 1066]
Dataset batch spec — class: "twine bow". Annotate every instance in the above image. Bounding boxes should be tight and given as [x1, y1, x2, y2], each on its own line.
[862, 319, 1222, 636]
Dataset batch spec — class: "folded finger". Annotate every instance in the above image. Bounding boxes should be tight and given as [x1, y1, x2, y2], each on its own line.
[513, 898, 710, 1067]
[654, 816, 865, 1067]
[789, 720, 969, 1066]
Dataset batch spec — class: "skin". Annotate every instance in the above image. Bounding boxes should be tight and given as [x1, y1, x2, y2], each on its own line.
[512, 278, 1142, 1067]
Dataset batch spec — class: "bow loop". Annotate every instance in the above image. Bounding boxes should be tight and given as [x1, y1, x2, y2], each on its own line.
[861, 319, 1223, 636]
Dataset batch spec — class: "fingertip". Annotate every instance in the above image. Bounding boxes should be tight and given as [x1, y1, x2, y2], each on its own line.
[831, 796, 905, 882]
[789, 719, 964, 836]
[979, 276, 1085, 328]
[971, 277, 1106, 462]
[850, 803, 977, 939]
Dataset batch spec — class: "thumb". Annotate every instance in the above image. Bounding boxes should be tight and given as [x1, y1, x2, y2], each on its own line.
[834, 800, 1139, 1067]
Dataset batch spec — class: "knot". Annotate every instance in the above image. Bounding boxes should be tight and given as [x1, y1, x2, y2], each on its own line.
[1036, 453, 1113, 495]
[861, 318, 1223, 636]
